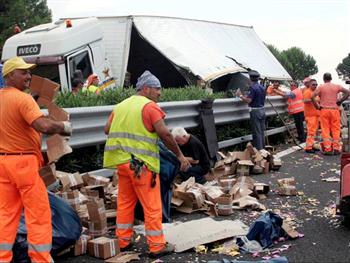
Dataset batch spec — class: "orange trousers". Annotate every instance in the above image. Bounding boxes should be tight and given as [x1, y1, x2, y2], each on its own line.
[320, 108, 341, 152]
[0, 155, 52, 263]
[116, 162, 165, 253]
[305, 116, 319, 150]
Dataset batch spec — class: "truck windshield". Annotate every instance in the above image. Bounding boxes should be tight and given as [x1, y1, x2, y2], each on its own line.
[31, 64, 60, 85]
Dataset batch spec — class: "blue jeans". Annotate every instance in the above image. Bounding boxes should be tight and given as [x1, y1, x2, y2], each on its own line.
[250, 108, 266, 150]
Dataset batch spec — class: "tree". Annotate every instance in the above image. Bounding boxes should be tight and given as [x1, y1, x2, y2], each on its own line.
[336, 54, 350, 81]
[0, 0, 52, 58]
[266, 44, 318, 81]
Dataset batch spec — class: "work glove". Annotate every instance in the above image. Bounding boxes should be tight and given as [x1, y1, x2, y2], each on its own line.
[62, 121, 73, 136]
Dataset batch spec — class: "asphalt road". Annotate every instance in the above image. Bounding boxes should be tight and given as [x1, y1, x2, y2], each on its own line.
[56, 147, 350, 263]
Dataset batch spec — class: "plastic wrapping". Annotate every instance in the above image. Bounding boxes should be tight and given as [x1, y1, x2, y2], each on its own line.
[13, 191, 82, 262]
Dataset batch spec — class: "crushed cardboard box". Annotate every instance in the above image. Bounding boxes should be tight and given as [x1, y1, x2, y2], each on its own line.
[163, 217, 248, 252]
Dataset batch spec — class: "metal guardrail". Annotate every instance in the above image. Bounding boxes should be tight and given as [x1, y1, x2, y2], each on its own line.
[42, 96, 288, 150]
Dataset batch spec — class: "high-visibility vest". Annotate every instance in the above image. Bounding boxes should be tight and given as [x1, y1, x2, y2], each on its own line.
[288, 88, 304, 114]
[103, 95, 160, 173]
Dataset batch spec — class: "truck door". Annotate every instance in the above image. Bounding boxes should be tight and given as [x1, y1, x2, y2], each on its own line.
[66, 49, 93, 91]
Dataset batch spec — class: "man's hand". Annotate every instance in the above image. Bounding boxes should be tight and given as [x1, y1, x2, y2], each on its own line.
[186, 157, 199, 164]
[235, 89, 242, 97]
[61, 121, 72, 136]
[178, 155, 191, 172]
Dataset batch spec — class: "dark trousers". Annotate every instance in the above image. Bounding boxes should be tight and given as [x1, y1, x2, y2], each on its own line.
[179, 165, 207, 184]
[250, 108, 266, 150]
[292, 111, 306, 142]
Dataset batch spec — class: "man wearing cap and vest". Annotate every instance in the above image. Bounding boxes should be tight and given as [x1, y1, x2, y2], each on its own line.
[312, 73, 349, 155]
[236, 70, 266, 150]
[83, 73, 100, 94]
[103, 70, 190, 257]
[0, 57, 72, 262]
[274, 81, 306, 143]
[303, 79, 320, 153]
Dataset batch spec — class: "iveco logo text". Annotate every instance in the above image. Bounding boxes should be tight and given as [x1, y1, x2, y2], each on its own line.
[17, 44, 41, 56]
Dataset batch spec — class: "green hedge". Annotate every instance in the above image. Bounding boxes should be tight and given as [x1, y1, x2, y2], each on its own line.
[55, 86, 225, 107]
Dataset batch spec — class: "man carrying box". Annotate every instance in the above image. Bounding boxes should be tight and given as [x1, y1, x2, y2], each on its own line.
[0, 57, 72, 262]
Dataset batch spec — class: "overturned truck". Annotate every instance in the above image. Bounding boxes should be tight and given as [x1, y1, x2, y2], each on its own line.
[2, 15, 291, 91]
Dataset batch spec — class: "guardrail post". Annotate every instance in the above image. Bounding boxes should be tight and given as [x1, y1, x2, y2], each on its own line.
[199, 99, 218, 163]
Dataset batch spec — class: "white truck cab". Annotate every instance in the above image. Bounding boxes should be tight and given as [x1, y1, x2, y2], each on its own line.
[1, 17, 114, 91]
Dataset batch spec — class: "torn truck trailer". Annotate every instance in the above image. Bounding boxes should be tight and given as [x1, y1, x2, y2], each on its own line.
[2, 16, 291, 91]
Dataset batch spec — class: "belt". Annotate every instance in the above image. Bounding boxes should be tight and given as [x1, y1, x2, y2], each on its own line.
[0, 152, 34, 156]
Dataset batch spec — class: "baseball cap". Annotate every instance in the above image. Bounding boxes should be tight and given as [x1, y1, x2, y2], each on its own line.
[248, 70, 260, 81]
[87, 74, 98, 86]
[136, 70, 161, 91]
[2, 57, 36, 77]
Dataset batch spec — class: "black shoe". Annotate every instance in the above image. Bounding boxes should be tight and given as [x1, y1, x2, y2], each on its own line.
[120, 241, 134, 252]
[333, 150, 341, 155]
[149, 243, 175, 258]
[305, 149, 315, 153]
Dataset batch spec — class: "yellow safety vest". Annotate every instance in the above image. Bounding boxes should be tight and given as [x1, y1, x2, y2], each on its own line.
[103, 95, 160, 173]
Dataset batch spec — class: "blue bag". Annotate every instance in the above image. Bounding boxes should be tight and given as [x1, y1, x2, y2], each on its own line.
[13, 191, 82, 262]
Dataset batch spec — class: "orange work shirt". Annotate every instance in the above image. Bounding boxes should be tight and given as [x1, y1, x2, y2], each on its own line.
[317, 83, 342, 108]
[0, 87, 43, 156]
[303, 88, 320, 117]
[266, 86, 280, 96]
[107, 101, 165, 132]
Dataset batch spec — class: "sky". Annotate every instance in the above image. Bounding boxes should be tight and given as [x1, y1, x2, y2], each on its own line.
[47, 0, 350, 85]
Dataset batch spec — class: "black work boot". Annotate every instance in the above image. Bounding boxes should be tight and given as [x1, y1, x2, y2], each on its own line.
[149, 243, 175, 258]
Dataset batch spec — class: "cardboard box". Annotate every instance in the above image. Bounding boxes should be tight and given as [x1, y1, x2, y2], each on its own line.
[39, 164, 57, 187]
[87, 199, 106, 222]
[186, 187, 205, 209]
[277, 177, 296, 187]
[87, 174, 110, 186]
[84, 185, 106, 200]
[217, 194, 233, 216]
[59, 172, 84, 190]
[29, 75, 60, 107]
[270, 156, 282, 171]
[46, 134, 72, 164]
[48, 102, 69, 121]
[236, 160, 254, 176]
[203, 186, 224, 203]
[88, 237, 119, 259]
[219, 177, 236, 193]
[73, 234, 92, 256]
[278, 185, 297, 196]
[88, 220, 108, 237]
[230, 176, 255, 199]
[60, 190, 80, 209]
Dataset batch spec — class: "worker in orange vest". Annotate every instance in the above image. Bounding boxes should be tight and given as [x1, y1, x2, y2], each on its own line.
[303, 79, 320, 153]
[273, 81, 306, 143]
[0, 57, 72, 262]
[266, 80, 282, 96]
[103, 70, 190, 257]
[312, 73, 349, 155]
